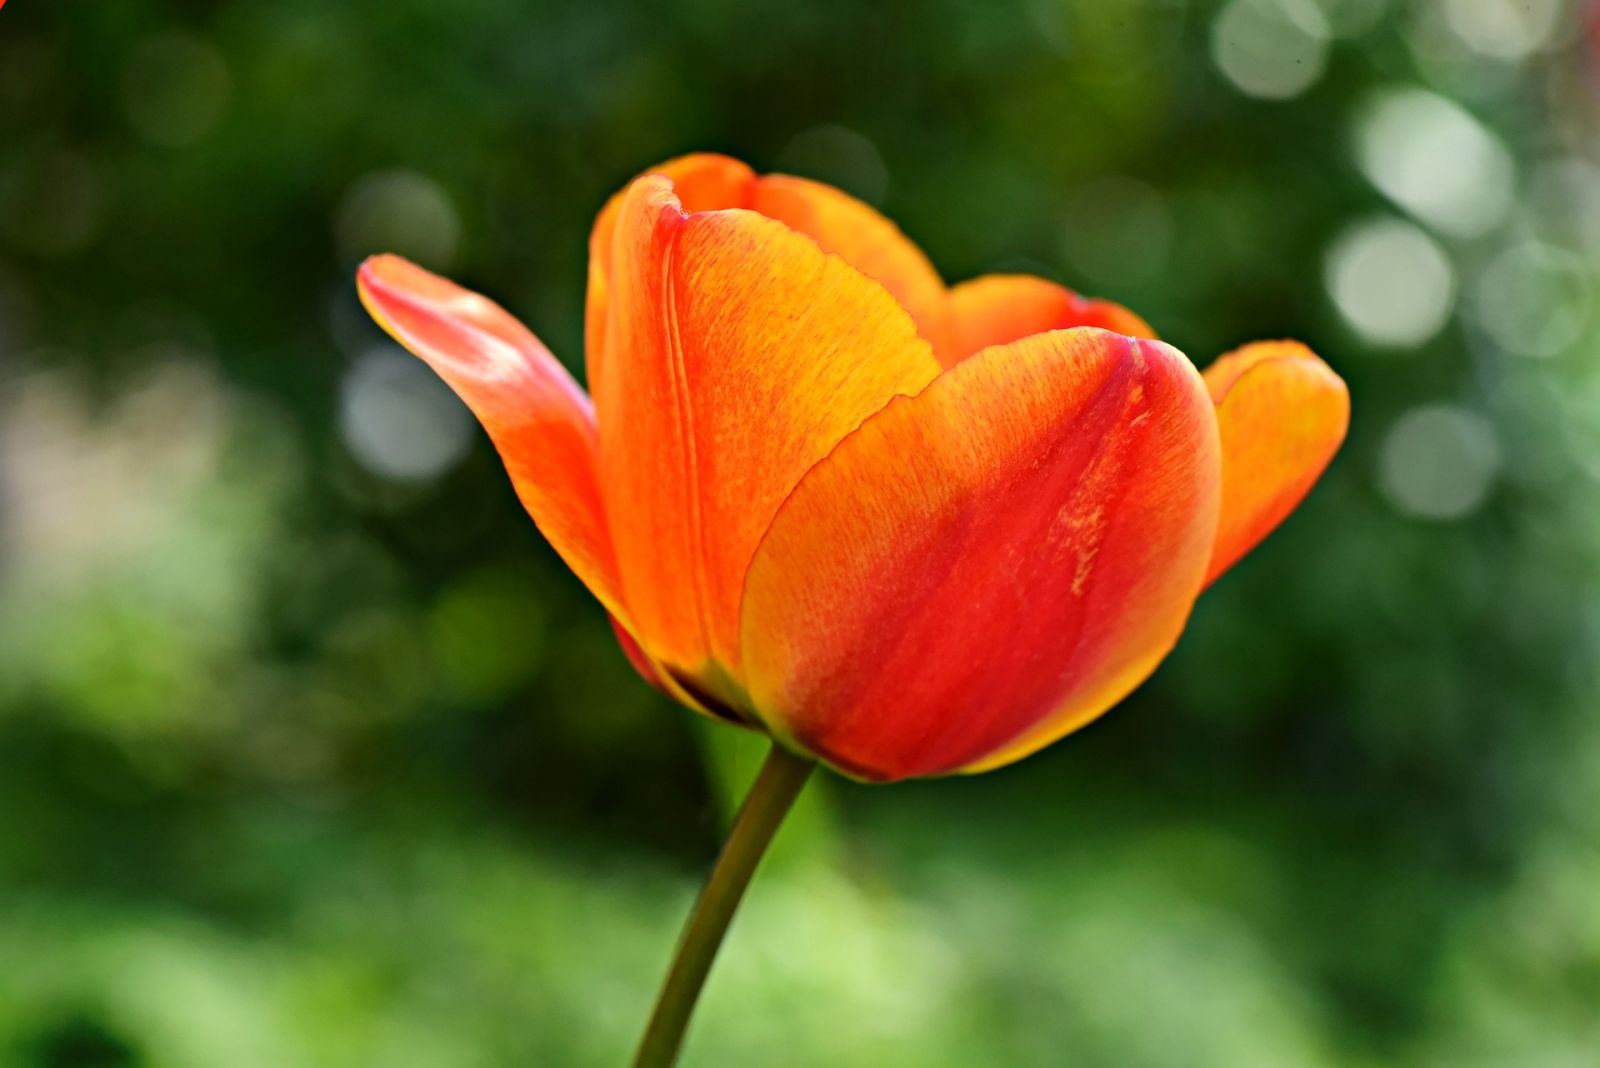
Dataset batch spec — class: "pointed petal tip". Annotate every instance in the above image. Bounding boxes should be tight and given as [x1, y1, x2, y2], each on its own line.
[357, 252, 441, 299]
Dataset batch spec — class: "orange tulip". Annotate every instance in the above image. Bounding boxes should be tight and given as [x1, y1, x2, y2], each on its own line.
[358, 153, 1348, 784]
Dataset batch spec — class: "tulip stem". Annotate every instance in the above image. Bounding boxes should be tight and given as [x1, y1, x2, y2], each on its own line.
[631, 742, 815, 1068]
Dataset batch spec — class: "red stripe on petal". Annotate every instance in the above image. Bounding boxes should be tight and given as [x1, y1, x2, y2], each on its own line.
[739, 329, 1221, 781]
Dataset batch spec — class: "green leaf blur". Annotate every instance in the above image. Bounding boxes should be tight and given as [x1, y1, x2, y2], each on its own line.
[1, 0, 1597, 1065]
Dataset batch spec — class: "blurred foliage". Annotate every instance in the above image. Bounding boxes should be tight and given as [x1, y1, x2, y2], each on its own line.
[2, 0, 1600, 1065]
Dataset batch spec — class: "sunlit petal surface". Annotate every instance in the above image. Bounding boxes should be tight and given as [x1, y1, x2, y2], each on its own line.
[588, 154, 947, 368]
[740, 329, 1221, 781]
[748, 173, 948, 349]
[593, 174, 940, 693]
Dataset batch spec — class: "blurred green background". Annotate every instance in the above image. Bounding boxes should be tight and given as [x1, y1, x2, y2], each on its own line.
[3, 0, 1599, 1064]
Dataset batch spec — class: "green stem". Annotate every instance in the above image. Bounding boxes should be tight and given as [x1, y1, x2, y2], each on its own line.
[631, 743, 815, 1068]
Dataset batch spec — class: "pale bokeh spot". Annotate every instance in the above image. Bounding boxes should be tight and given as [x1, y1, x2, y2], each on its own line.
[1212, 0, 1330, 100]
[1378, 404, 1501, 520]
[1474, 242, 1591, 359]
[1325, 218, 1455, 348]
[340, 346, 472, 482]
[1444, 0, 1561, 61]
[337, 169, 461, 270]
[1357, 88, 1514, 238]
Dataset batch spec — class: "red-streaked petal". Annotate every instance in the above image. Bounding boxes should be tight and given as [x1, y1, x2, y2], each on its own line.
[1202, 341, 1349, 586]
[593, 175, 941, 693]
[748, 174, 948, 349]
[739, 329, 1221, 782]
[357, 255, 628, 622]
[943, 274, 1157, 367]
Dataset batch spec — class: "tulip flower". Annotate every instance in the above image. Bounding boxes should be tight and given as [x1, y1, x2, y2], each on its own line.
[357, 152, 1348, 1066]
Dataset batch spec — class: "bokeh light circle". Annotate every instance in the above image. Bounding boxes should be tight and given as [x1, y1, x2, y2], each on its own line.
[1325, 218, 1456, 348]
[1378, 404, 1502, 520]
[337, 170, 461, 270]
[340, 347, 472, 483]
[1212, 0, 1330, 100]
[1474, 242, 1591, 359]
[1356, 88, 1514, 238]
[1444, 0, 1561, 61]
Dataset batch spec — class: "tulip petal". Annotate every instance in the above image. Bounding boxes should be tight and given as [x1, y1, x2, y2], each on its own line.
[588, 155, 951, 381]
[357, 255, 628, 622]
[595, 175, 941, 694]
[943, 274, 1158, 367]
[748, 175, 948, 349]
[1202, 341, 1349, 586]
[739, 329, 1221, 781]
[587, 154, 757, 388]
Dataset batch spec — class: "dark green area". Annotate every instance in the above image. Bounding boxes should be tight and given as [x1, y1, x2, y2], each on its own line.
[2, 1, 1597, 1065]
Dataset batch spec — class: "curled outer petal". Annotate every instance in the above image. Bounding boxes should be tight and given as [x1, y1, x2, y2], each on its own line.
[943, 274, 1158, 367]
[1202, 341, 1350, 586]
[357, 255, 628, 624]
[739, 329, 1222, 782]
[593, 175, 941, 696]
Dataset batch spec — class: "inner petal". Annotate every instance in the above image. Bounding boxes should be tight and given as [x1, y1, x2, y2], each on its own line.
[592, 174, 941, 699]
[587, 154, 949, 381]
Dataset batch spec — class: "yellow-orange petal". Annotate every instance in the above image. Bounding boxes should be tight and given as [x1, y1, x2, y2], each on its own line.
[1202, 340, 1349, 586]
[593, 174, 941, 693]
[942, 274, 1158, 367]
[587, 155, 951, 380]
[739, 329, 1222, 782]
[356, 255, 628, 625]
[747, 174, 948, 350]
[586, 154, 757, 389]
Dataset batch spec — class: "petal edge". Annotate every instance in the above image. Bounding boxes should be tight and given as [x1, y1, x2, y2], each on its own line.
[357, 255, 629, 623]
[1202, 340, 1350, 585]
[739, 328, 1222, 781]
[943, 274, 1158, 367]
[594, 175, 942, 692]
